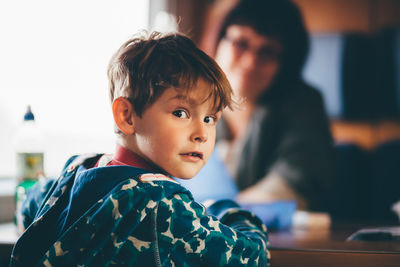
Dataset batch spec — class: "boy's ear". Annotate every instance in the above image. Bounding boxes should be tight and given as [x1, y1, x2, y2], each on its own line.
[112, 97, 136, 135]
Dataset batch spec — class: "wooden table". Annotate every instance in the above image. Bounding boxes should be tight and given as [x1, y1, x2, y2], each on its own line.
[269, 223, 400, 267]
[2, 223, 400, 266]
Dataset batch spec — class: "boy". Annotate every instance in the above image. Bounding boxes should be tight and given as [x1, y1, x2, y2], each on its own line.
[11, 32, 270, 266]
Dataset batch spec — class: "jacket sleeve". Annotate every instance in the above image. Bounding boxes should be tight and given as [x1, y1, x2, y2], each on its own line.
[20, 155, 79, 230]
[155, 194, 270, 266]
[20, 178, 56, 230]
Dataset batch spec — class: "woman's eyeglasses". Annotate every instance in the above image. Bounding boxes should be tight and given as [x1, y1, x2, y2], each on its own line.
[223, 36, 282, 63]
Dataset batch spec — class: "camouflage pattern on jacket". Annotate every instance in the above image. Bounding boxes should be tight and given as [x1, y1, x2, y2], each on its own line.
[10, 155, 270, 266]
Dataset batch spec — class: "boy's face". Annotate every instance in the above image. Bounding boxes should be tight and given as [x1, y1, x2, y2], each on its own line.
[131, 79, 222, 179]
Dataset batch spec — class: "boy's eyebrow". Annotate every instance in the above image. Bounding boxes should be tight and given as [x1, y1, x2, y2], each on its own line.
[168, 94, 197, 105]
[168, 94, 221, 113]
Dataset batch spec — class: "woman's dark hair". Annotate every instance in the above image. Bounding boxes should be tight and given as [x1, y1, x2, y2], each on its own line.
[217, 0, 309, 83]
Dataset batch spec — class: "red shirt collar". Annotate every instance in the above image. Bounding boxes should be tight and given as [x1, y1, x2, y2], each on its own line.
[97, 144, 161, 173]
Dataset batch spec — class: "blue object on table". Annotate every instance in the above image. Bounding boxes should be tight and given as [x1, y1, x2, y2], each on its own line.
[178, 150, 238, 202]
[240, 200, 297, 230]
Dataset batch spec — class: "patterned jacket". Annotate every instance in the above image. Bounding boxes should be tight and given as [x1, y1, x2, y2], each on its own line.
[10, 154, 270, 266]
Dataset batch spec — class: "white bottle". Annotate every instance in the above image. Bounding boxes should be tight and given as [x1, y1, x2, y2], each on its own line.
[14, 106, 45, 233]
[15, 105, 45, 182]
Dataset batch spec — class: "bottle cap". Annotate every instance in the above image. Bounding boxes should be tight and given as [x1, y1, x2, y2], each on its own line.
[24, 105, 35, 121]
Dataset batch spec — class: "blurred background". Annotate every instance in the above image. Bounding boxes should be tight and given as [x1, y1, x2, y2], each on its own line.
[0, 0, 149, 178]
[1, 0, 400, 221]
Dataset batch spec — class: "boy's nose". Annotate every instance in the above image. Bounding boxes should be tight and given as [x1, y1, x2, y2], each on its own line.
[191, 123, 208, 143]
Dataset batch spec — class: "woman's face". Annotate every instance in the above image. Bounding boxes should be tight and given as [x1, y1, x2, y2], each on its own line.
[215, 25, 282, 103]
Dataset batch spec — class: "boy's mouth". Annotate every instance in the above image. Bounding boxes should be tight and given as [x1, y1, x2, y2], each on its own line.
[181, 152, 203, 160]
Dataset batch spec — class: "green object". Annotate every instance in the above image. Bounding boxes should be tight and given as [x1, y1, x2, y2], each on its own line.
[14, 179, 38, 229]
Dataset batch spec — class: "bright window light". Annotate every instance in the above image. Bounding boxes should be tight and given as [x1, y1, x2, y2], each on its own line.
[0, 0, 150, 177]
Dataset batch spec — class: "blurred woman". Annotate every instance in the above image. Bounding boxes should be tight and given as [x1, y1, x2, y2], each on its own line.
[212, 0, 335, 210]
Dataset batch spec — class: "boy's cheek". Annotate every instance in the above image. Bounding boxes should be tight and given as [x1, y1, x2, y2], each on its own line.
[204, 145, 215, 164]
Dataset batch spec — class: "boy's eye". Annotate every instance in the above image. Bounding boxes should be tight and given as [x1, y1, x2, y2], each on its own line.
[204, 116, 216, 124]
[172, 109, 189, 119]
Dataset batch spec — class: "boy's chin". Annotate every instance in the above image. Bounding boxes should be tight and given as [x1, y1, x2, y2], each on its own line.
[175, 176, 195, 180]
[171, 170, 200, 180]
[167, 164, 205, 180]
[173, 172, 196, 180]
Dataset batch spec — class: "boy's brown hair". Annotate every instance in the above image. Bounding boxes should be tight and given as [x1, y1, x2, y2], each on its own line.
[107, 32, 234, 117]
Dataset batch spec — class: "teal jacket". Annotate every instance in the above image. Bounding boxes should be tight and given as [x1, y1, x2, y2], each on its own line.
[11, 154, 270, 266]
